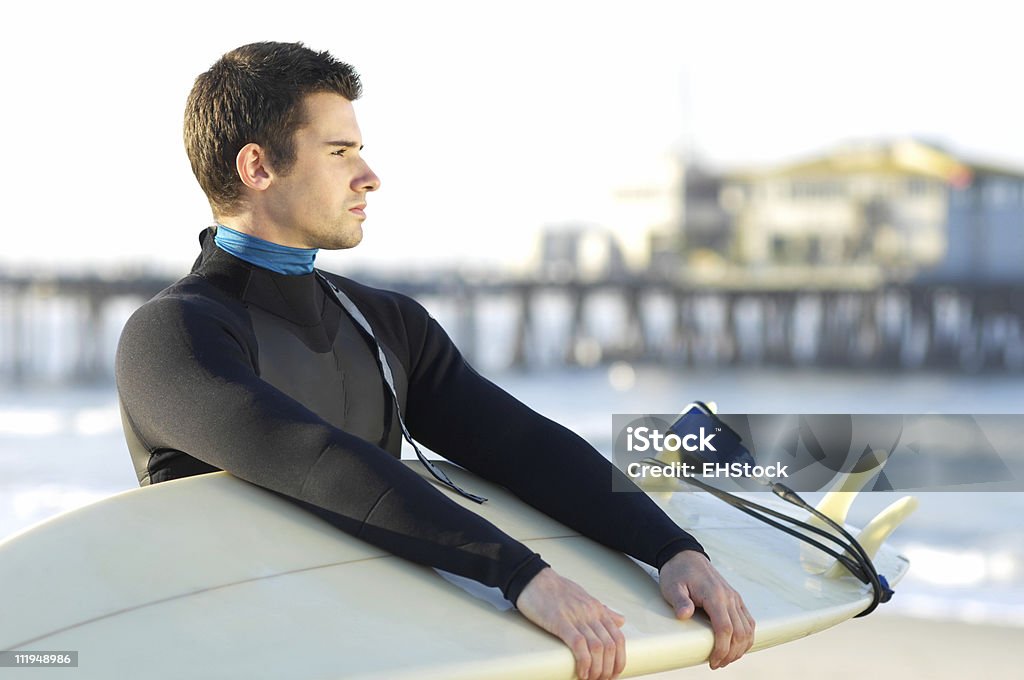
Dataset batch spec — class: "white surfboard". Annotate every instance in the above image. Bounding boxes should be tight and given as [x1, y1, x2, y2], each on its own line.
[0, 462, 912, 679]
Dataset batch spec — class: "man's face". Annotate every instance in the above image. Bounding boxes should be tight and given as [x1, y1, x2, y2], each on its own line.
[263, 92, 380, 249]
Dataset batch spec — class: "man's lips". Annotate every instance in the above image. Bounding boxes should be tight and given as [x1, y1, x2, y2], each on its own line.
[349, 204, 366, 217]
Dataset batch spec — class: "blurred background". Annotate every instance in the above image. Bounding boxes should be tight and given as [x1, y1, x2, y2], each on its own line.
[2, 0, 1022, 675]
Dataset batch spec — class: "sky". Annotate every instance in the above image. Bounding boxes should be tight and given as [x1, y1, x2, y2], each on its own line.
[2, 0, 1021, 275]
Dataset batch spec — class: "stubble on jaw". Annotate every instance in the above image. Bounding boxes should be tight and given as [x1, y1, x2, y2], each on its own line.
[311, 220, 364, 250]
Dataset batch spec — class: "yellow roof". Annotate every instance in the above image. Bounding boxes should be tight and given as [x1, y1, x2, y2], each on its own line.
[729, 139, 976, 185]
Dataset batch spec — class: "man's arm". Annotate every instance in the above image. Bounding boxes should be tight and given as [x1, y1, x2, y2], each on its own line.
[398, 294, 702, 570]
[396, 295, 754, 673]
[116, 291, 547, 603]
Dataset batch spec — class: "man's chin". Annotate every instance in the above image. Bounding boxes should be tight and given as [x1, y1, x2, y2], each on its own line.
[319, 227, 363, 250]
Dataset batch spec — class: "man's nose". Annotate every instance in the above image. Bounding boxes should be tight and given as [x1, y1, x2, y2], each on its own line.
[355, 160, 381, 192]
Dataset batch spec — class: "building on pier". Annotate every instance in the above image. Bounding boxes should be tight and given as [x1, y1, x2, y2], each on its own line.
[665, 139, 1024, 283]
[926, 158, 1024, 283]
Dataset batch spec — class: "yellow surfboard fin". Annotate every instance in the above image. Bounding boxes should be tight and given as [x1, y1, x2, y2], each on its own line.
[812, 466, 882, 528]
[824, 495, 918, 578]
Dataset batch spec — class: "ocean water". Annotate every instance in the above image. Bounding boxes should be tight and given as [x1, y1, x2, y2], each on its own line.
[1, 365, 1022, 628]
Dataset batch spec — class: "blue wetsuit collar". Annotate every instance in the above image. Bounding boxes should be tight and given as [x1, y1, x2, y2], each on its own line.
[213, 224, 318, 275]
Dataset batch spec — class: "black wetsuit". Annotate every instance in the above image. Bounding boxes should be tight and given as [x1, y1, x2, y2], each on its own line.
[116, 228, 705, 604]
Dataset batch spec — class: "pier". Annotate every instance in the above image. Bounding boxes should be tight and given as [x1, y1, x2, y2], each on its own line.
[1, 271, 1022, 385]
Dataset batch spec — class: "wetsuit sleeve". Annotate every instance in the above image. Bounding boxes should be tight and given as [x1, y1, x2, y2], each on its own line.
[400, 299, 706, 572]
[116, 292, 547, 603]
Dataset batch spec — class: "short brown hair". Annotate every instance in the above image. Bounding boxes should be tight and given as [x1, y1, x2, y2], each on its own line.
[184, 41, 362, 215]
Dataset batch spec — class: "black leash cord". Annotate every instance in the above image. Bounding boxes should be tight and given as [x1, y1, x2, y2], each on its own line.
[640, 458, 890, 617]
[642, 460, 870, 579]
[769, 481, 891, 616]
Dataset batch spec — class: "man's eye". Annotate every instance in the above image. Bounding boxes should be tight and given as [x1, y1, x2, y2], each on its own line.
[331, 149, 346, 157]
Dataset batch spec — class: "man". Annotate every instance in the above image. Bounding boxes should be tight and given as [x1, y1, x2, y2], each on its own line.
[116, 42, 753, 680]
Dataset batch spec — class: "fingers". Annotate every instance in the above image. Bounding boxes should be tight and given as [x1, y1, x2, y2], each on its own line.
[743, 600, 756, 630]
[566, 618, 625, 680]
[723, 599, 753, 667]
[658, 552, 756, 670]
[588, 623, 612, 679]
[741, 600, 756, 650]
[604, 613, 627, 678]
[515, 569, 626, 680]
[702, 595, 734, 670]
[703, 590, 755, 669]
[567, 630, 591, 680]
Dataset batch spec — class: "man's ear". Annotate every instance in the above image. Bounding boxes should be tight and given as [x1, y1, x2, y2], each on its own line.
[235, 143, 273, 192]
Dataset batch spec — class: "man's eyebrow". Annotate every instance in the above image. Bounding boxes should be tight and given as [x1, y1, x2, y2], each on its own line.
[325, 140, 364, 150]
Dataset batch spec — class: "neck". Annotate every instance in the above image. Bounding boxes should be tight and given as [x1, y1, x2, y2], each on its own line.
[213, 224, 318, 275]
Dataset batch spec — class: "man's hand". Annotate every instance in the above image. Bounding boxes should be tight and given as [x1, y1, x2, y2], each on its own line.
[515, 567, 626, 680]
[659, 550, 755, 669]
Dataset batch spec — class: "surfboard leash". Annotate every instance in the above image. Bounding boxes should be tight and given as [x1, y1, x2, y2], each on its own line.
[642, 459, 893, 617]
[639, 403, 894, 617]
